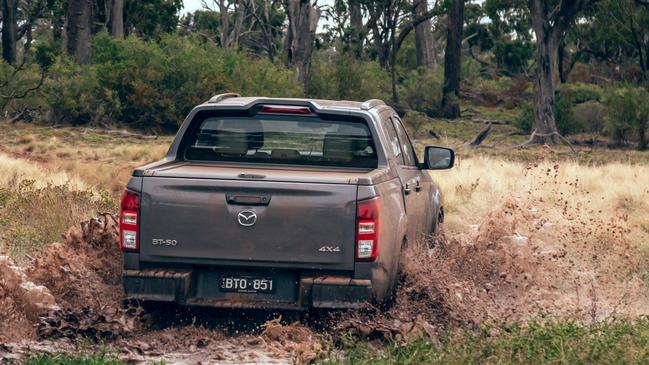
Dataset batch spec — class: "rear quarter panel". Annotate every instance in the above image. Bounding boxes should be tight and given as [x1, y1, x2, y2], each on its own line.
[357, 177, 406, 300]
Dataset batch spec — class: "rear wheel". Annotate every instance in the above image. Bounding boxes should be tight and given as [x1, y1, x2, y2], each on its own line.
[428, 209, 444, 247]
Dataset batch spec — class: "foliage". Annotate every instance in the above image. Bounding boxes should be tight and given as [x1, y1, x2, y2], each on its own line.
[308, 51, 391, 101]
[573, 100, 606, 134]
[45, 34, 302, 131]
[321, 320, 649, 364]
[557, 82, 603, 104]
[123, 0, 183, 39]
[402, 111, 431, 137]
[514, 102, 534, 132]
[399, 68, 444, 113]
[515, 99, 581, 136]
[494, 39, 534, 75]
[515, 83, 605, 135]
[604, 85, 649, 149]
[0, 61, 48, 120]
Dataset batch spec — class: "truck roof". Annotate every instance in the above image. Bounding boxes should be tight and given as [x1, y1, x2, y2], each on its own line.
[200, 93, 389, 113]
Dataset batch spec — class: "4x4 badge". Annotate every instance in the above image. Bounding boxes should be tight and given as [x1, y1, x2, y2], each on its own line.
[237, 210, 257, 227]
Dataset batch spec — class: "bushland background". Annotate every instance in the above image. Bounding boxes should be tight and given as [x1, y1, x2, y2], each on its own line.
[2, 0, 649, 364]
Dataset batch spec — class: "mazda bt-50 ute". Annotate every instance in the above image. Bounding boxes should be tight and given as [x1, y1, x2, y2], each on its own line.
[120, 93, 454, 310]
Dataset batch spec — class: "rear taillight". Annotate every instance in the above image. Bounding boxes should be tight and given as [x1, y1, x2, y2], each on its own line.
[356, 197, 380, 262]
[259, 105, 312, 115]
[119, 189, 140, 252]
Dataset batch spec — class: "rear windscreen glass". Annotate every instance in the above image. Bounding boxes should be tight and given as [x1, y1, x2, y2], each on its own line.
[183, 116, 378, 168]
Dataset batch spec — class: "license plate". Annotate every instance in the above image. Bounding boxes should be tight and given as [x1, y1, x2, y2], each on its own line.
[220, 276, 275, 294]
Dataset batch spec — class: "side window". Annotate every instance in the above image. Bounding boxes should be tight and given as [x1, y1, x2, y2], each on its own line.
[381, 115, 404, 164]
[392, 117, 417, 166]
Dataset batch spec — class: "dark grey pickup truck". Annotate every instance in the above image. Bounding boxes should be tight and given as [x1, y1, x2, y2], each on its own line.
[119, 94, 454, 310]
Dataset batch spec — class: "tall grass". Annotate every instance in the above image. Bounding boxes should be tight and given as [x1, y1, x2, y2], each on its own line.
[434, 156, 649, 243]
[0, 153, 113, 261]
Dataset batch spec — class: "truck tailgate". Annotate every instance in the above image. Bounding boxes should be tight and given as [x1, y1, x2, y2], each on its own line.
[139, 177, 357, 271]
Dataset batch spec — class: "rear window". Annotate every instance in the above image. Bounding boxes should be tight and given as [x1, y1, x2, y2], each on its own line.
[183, 116, 378, 168]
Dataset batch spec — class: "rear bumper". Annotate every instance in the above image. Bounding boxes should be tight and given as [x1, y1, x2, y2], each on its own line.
[122, 269, 372, 310]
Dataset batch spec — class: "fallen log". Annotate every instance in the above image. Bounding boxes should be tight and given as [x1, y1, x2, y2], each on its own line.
[464, 122, 492, 147]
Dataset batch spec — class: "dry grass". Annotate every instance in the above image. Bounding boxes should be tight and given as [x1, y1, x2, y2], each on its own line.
[0, 153, 87, 190]
[418, 156, 649, 323]
[0, 123, 170, 193]
[0, 153, 112, 261]
[435, 156, 649, 238]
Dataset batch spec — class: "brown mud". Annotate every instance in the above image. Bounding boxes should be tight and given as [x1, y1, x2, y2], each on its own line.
[1, 169, 648, 363]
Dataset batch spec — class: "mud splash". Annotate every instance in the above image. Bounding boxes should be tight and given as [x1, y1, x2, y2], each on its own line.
[336, 167, 647, 341]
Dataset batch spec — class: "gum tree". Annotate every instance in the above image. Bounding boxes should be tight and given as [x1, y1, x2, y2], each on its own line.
[524, 0, 599, 144]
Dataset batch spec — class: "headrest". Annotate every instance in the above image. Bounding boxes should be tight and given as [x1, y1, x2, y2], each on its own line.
[323, 133, 354, 162]
[245, 120, 264, 150]
[213, 131, 249, 155]
[271, 149, 301, 160]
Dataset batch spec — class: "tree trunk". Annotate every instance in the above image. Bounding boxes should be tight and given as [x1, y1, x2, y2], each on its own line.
[23, 25, 33, 60]
[2, 0, 18, 64]
[440, 0, 464, 118]
[227, 0, 245, 48]
[531, 35, 560, 143]
[639, 118, 648, 151]
[285, 0, 321, 90]
[413, 0, 435, 69]
[558, 40, 568, 83]
[65, 0, 93, 64]
[528, 0, 560, 143]
[218, 0, 230, 47]
[349, 0, 364, 57]
[111, 0, 124, 39]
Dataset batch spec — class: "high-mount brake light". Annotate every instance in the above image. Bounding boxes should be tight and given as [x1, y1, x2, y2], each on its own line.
[356, 197, 380, 262]
[259, 105, 312, 115]
[119, 189, 140, 252]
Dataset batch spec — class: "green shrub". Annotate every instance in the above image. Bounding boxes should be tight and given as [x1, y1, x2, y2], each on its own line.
[494, 39, 534, 76]
[45, 59, 120, 125]
[604, 86, 649, 150]
[514, 102, 533, 133]
[308, 51, 391, 101]
[555, 94, 583, 135]
[557, 82, 603, 104]
[44, 34, 302, 131]
[399, 68, 443, 112]
[573, 101, 606, 134]
[0, 59, 49, 120]
[402, 111, 431, 137]
[514, 83, 603, 136]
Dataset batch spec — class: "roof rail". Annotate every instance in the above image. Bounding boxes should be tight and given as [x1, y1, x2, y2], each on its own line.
[360, 99, 386, 110]
[208, 93, 241, 104]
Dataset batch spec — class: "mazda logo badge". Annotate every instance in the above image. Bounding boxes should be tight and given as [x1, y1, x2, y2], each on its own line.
[237, 210, 257, 227]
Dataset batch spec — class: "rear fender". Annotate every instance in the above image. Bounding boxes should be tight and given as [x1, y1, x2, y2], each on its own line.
[356, 178, 407, 301]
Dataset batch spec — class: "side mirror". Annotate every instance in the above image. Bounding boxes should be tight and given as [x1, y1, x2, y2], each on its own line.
[423, 146, 455, 170]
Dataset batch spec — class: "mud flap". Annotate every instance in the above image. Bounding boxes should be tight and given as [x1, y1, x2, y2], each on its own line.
[302, 277, 372, 309]
[122, 269, 191, 303]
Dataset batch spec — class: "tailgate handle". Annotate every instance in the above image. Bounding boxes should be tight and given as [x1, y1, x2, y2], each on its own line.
[226, 194, 271, 206]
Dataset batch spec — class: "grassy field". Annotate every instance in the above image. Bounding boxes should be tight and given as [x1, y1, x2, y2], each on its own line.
[325, 320, 649, 364]
[2, 119, 649, 364]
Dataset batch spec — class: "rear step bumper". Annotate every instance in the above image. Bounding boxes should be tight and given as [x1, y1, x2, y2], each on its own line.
[122, 269, 372, 310]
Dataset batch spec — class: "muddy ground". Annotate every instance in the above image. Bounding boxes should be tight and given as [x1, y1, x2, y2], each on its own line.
[1, 183, 647, 363]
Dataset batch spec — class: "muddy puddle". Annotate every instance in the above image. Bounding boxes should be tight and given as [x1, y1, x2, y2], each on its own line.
[1, 176, 648, 363]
